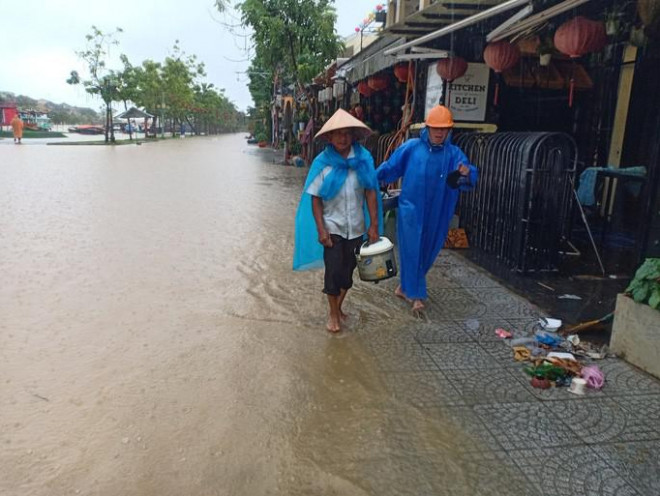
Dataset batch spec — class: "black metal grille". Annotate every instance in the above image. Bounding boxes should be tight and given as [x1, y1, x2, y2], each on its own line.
[455, 132, 577, 272]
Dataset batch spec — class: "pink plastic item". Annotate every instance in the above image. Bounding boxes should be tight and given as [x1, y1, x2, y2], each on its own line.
[495, 328, 512, 339]
[581, 365, 605, 390]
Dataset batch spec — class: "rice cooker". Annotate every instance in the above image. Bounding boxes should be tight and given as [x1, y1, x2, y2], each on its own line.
[355, 237, 397, 283]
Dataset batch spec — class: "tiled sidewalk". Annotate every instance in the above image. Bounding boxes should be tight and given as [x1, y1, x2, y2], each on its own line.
[356, 251, 660, 496]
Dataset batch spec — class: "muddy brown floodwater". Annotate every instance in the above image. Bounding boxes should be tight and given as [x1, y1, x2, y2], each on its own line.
[1, 135, 527, 495]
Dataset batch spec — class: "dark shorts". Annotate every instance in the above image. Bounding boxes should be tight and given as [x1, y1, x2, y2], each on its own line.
[323, 234, 363, 296]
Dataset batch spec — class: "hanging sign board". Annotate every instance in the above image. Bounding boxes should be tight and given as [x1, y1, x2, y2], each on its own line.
[447, 63, 490, 122]
[425, 62, 490, 122]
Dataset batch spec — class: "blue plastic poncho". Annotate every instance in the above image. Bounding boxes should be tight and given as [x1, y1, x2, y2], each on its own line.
[293, 143, 383, 271]
[376, 128, 478, 299]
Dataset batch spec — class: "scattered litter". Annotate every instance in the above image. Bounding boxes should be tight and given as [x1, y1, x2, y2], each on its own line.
[547, 351, 577, 361]
[558, 294, 582, 300]
[531, 376, 552, 389]
[569, 377, 588, 395]
[539, 318, 562, 332]
[582, 365, 605, 389]
[537, 282, 555, 291]
[513, 346, 531, 361]
[495, 328, 512, 339]
[535, 331, 563, 347]
[566, 334, 580, 346]
[510, 337, 536, 347]
[531, 347, 547, 357]
[564, 313, 614, 334]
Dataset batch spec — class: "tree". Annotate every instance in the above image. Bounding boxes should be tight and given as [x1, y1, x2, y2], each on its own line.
[67, 26, 124, 143]
[161, 42, 205, 136]
[236, 0, 342, 94]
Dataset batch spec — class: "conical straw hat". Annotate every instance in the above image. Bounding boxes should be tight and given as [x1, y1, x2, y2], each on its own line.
[314, 108, 372, 140]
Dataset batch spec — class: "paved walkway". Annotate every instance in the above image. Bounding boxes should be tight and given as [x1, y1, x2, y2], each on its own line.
[354, 251, 660, 496]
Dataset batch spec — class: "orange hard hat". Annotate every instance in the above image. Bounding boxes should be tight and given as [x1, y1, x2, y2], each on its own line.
[425, 105, 454, 128]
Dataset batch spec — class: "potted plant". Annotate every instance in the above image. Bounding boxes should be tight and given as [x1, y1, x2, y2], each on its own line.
[537, 35, 555, 66]
[256, 132, 268, 147]
[610, 258, 660, 379]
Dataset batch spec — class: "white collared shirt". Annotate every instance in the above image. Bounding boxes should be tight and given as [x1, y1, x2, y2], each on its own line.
[306, 147, 366, 239]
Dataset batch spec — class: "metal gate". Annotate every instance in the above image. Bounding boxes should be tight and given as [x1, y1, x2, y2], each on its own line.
[455, 132, 577, 272]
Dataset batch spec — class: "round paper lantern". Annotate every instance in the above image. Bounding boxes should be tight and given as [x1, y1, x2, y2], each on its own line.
[394, 63, 410, 83]
[483, 41, 520, 73]
[554, 16, 607, 106]
[554, 16, 607, 58]
[367, 74, 389, 91]
[483, 41, 520, 105]
[357, 80, 373, 97]
[435, 57, 468, 82]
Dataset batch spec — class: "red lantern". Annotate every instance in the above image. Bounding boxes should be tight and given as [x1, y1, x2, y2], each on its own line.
[435, 57, 468, 108]
[394, 63, 410, 83]
[554, 16, 607, 58]
[483, 41, 520, 105]
[357, 80, 373, 97]
[554, 16, 607, 106]
[435, 57, 468, 82]
[367, 74, 389, 91]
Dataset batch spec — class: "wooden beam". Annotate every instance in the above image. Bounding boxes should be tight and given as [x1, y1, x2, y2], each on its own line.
[602, 44, 638, 217]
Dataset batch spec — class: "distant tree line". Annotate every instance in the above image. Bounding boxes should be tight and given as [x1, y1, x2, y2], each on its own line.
[68, 26, 244, 143]
[0, 91, 100, 125]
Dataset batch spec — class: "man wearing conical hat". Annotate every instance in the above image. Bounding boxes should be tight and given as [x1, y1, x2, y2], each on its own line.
[377, 105, 478, 313]
[293, 109, 382, 333]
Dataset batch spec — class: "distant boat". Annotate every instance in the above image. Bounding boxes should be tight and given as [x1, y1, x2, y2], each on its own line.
[68, 125, 105, 135]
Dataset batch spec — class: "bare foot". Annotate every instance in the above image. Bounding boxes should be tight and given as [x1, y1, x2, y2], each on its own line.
[327, 316, 341, 333]
[411, 300, 425, 312]
[395, 285, 411, 302]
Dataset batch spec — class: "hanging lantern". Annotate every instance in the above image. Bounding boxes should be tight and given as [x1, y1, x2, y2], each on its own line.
[483, 41, 520, 105]
[435, 57, 468, 82]
[554, 16, 607, 58]
[367, 74, 389, 91]
[357, 80, 373, 97]
[394, 63, 410, 83]
[554, 16, 607, 106]
[435, 57, 468, 108]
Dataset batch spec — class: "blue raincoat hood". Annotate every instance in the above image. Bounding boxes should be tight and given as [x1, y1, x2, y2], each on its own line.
[293, 143, 383, 271]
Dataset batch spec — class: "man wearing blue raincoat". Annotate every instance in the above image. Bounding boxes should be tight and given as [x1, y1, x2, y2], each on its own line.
[377, 105, 478, 312]
[293, 109, 382, 333]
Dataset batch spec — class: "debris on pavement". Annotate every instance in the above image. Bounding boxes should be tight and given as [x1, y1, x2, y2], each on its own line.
[558, 294, 582, 300]
[494, 328, 512, 339]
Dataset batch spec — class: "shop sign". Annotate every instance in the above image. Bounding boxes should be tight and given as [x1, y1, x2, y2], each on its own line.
[425, 62, 490, 122]
[448, 63, 490, 121]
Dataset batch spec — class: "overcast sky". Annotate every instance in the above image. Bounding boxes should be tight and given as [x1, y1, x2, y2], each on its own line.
[1, 0, 380, 112]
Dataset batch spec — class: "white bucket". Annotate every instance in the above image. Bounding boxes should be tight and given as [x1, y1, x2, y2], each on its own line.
[355, 237, 397, 283]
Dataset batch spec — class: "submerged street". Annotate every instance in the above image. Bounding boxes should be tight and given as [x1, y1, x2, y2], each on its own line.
[2, 135, 659, 496]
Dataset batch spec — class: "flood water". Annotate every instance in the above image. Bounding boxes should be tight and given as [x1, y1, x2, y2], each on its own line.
[2, 135, 522, 495]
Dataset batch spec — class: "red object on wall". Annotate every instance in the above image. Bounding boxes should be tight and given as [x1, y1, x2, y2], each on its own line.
[1, 105, 18, 126]
[357, 80, 373, 97]
[554, 16, 607, 58]
[367, 74, 389, 91]
[435, 57, 468, 82]
[483, 41, 521, 105]
[554, 16, 607, 106]
[394, 63, 410, 83]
